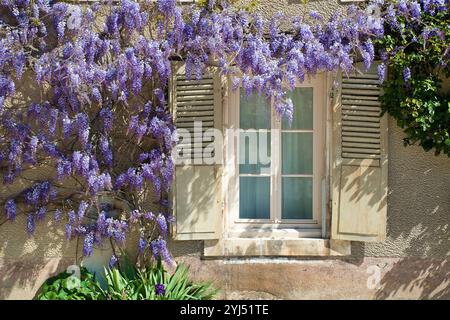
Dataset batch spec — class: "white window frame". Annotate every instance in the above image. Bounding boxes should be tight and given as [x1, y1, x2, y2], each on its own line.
[223, 73, 327, 239]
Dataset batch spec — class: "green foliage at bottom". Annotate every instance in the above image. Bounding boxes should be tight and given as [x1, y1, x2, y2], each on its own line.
[34, 259, 217, 300]
[34, 267, 102, 300]
[99, 259, 217, 300]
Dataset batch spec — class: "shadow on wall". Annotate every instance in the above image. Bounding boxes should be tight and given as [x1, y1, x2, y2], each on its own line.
[0, 215, 78, 300]
[0, 70, 77, 299]
[376, 258, 450, 299]
[360, 118, 450, 299]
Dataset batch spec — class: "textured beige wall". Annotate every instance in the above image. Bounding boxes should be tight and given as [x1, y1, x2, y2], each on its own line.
[1, 0, 450, 300]
[175, 256, 450, 299]
[238, 0, 348, 19]
[355, 118, 450, 258]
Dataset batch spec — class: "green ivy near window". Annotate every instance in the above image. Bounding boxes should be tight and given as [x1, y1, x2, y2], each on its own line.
[376, 5, 450, 157]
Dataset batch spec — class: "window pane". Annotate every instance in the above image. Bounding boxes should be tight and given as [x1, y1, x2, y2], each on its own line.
[240, 92, 271, 129]
[282, 177, 313, 219]
[282, 87, 313, 130]
[282, 132, 313, 175]
[239, 177, 270, 219]
[239, 131, 271, 174]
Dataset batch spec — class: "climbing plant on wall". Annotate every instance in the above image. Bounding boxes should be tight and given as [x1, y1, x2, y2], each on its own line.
[0, 0, 448, 263]
[376, 0, 450, 156]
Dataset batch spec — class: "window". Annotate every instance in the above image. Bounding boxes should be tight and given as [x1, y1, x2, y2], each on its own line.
[225, 74, 327, 237]
[172, 63, 387, 256]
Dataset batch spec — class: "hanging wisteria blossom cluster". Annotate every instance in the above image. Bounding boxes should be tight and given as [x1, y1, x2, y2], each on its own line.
[0, 0, 447, 264]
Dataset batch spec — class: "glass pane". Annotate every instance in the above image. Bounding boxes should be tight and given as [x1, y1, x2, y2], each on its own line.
[240, 92, 271, 129]
[239, 177, 270, 219]
[282, 87, 313, 130]
[282, 132, 313, 175]
[282, 177, 313, 219]
[239, 131, 271, 174]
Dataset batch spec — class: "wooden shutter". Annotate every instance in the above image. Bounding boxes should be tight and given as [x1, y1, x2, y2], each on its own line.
[170, 62, 223, 240]
[331, 62, 388, 242]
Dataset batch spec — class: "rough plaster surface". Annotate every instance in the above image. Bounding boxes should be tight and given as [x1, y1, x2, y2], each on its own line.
[176, 255, 450, 299]
[1, 0, 450, 300]
[354, 118, 450, 258]
[239, 0, 348, 20]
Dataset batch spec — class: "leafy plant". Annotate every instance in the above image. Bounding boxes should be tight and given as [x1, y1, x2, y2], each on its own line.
[376, 1, 450, 156]
[34, 259, 218, 300]
[99, 258, 218, 300]
[34, 267, 102, 300]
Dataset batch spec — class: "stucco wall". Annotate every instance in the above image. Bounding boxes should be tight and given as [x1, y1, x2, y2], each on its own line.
[355, 118, 450, 258]
[1, 0, 450, 300]
[248, 0, 348, 19]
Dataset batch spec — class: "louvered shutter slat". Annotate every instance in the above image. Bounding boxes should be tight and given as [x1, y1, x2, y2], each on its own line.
[342, 83, 380, 90]
[343, 73, 379, 79]
[342, 136, 380, 144]
[343, 115, 380, 122]
[342, 110, 380, 117]
[177, 100, 216, 107]
[343, 121, 380, 128]
[341, 89, 380, 96]
[342, 78, 380, 85]
[177, 113, 215, 119]
[177, 95, 214, 101]
[342, 126, 381, 134]
[342, 131, 380, 138]
[342, 95, 381, 101]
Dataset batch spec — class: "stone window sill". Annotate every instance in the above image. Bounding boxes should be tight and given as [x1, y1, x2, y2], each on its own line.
[203, 238, 351, 257]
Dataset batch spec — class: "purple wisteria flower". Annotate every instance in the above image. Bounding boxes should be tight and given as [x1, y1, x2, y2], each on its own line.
[27, 214, 36, 235]
[138, 237, 147, 253]
[403, 67, 411, 83]
[99, 108, 113, 133]
[65, 223, 73, 240]
[377, 63, 387, 83]
[397, 0, 408, 13]
[5, 199, 16, 221]
[78, 201, 89, 220]
[150, 238, 172, 263]
[155, 283, 166, 296]
[410, 2, 422, 19]
[36, 207, 46, 221]
[83, 232, 94, 256]
[156, 214, 168, 236]
[99, 136, 113, 168]
[54, 209, 62, 222]
[109, 254, 118, 268]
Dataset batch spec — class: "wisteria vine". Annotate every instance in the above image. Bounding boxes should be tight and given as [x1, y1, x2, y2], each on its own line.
[0, 0, 448, 264]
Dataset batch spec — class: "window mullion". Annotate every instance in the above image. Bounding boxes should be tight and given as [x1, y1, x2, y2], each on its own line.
[277, 111, 282, 223]
[270, 103, 282, 223]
